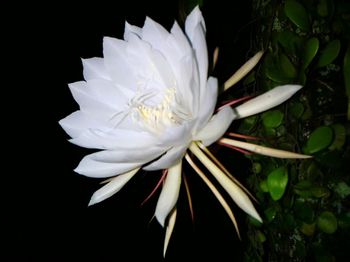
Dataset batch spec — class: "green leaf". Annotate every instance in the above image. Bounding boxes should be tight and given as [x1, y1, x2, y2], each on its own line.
[334, 182, 350, 198]
[328, 124, 346, 150]
[294, 180, 313, 198]
[285, 0, 310, 31]
[338, 212, 350, 229]
[239, 115, 258, 133]
[276, 31, 303, 55]
[317, 39, 341, 68]
[310, 186, 330, 198]
[317, 211, 337, 234]
[264, 206, 278, 222]
[305, 126, 333, 154]
[267, 167, 288, 201]
[290, 102, 305, 119]
[280, 53, 297, 79]
[303, 37, 319, 69]
[259, 180, 269, 192]
[300, 222, 315, 236]
[262, 110, 284, 128]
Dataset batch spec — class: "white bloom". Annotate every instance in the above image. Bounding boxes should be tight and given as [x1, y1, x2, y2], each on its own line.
[59, 6, 310, 256]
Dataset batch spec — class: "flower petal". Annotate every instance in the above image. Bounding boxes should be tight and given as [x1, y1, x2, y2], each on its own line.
[194, 106, 236, 146]
[70, 128, 157, 150]
[195, 76, 218, 132]
[163, 208, 177, 257]
[141, 16, 170, 52]
[59, 110, 103, 138]
[103, 37, 137, 94]
[155, 161, 182, 227]
[82, 57, 110, 81]
[185, 6, 208, 112]
[68, 81, 116, 119]
[143, 144, 188, 171]
[75, 146, 164, 178]
[234, 85, 302, 119]
[124, 21, 142, 41]
[88, 168, 140, 206]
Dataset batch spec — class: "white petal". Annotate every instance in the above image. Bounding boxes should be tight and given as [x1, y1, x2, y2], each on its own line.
[124, 21, 142, 41]
[170, 21, 192, 56]
[234, 85, 303, 119]
[143, 144, 188, 171]
[155, 161, 182, 227]
[75, 146, 164, 178]
[185, 6, 206, 38]
[103, 37, 137, 92]
[194, 106, 236, 146]
[82, 57, 110, 81]
[188, 23, 208, 112]
[68, 81, 117, 119]
[86, 79, 128, 111]
[88, 168, 140, 206]
[59, 110, 103, 138]
[141, 17, 170, 52]
[70, 128, 157, 150]
[195, 77, 218, 132]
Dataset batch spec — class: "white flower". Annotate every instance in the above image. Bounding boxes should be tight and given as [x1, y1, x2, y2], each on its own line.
[59, 6, 310, 256]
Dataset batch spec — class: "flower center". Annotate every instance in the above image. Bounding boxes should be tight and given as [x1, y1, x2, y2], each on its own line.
[129, 88, 190, 133]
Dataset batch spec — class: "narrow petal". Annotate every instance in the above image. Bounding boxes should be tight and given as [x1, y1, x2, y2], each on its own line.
[141, 17, 170, 52]
[75, 146, 165, 178]
[82, 57, 110, 81]
[88, 168, 140, 206]
[195, 76, 218, 132]
[233, 85, 303, 119]
[194, 106, 235, 146]
[59, 110, 104, 139]
[163, 208, 177, 257]
[185, 154, 240, 237]
[70, 128, 157, 150]
[189, 142, 262, 222]
[143, 144, 187, 171]
[124, 21, 142, 41]
[219, 138, 312, 159]
[155, 161, 182, 227]
[224, 51, 264, 91]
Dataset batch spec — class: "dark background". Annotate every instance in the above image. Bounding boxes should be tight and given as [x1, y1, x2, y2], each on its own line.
[6, 1, 256, 261]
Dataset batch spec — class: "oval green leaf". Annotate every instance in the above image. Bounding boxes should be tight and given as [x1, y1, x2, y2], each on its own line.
[303, 37, 319, 69]
[280, 53, 297, 78]
[262, 110, 284, 128]
[328, 124, 346, 150]
[306, 126, 333, 154]
[317, 39, 341, 68]
[264, 206, 278, 222]
[317, 211, 337, 234]
[285, 0, 310, 31]
[267, 167, 288, 201]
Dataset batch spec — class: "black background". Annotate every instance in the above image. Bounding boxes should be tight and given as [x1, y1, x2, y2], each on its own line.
[6, 1, 256, 261]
